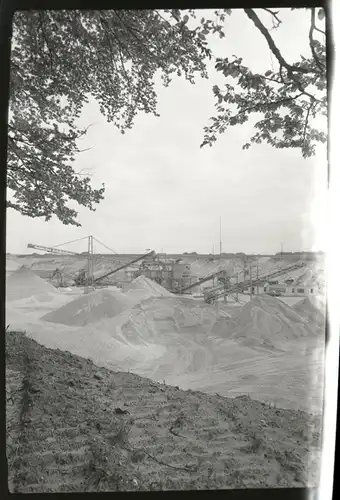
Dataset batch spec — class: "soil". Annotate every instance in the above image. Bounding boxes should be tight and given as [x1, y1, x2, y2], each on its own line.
[6, 330, 322, 493]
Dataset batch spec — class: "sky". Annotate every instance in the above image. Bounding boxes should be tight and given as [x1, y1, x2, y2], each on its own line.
[6, 8, 328, 255]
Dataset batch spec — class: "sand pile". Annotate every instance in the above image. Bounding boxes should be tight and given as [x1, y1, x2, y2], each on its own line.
[121, 297, 218, 346]
[292, 297, 325, 328]
[42, 289, 134, 326]
[124, 275, 173, 298]
[6, 256, 22, 275]
[226, 294, 319, 350]
[6, 266, 59, 302]
[26, 293, 61, 304]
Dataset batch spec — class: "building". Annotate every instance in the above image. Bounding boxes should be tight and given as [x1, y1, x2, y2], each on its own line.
[247, 283, 267, 295]
[136, 258, 194, 292]
[244, 277, 318, 297]
[172, 262, 191, 279]
[261, 280, 316, 296]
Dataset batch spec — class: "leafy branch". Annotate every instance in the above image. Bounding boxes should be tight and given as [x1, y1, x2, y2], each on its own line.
[8, 10, 210, 225]
[244, 9, 320, 76]
[201, 8, 327, 158]
[308, 8, 326, 72]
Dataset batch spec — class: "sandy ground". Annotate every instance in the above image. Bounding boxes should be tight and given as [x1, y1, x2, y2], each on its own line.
[5, 266, 326, 491]
[6, 331, 322, 492]
[6, 280, 325, 414]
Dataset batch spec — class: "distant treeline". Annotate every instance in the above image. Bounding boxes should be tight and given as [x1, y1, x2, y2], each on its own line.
[272, 251, 324, 261]
[13, 250, 324, 260]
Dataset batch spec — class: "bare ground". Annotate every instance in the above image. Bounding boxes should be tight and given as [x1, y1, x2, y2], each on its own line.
[6, 330, 322, 492]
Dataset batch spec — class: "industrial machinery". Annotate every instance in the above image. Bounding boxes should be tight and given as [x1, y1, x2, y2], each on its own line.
[51, 268, 65, 287]
[136, 257, 195, 292]
[28, 243, 87, 287]
[94, 251, 156, 284]
[28, 242, 156, 288]
[172, 269, 227, 294]
[204, 261, 306, 303]
[75, 269, 87, 286]
[27, 243, 79, 256]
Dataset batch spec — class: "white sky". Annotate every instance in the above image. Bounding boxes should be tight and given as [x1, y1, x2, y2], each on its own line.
[6, 8, 328, 255]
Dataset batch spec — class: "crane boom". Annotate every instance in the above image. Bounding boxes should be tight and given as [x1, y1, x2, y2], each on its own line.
[27, 243, 80, 256]
[94, 250, 155, 283]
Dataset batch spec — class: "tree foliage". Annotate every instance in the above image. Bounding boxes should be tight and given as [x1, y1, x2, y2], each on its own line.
[200, 8, 327, 158]
[7, 8, 327, 229]
[7, 9, 211, 226]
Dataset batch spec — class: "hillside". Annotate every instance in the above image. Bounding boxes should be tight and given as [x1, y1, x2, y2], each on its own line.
[6, 331, 321, 492]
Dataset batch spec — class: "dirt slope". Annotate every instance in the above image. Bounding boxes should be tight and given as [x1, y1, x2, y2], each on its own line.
[6, 331, 321, 492]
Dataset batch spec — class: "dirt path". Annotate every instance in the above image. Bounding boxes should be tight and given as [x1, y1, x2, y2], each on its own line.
[6, 331, 322, 492]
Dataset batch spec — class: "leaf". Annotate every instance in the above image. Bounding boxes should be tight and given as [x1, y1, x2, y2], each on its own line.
[318, 8, 325, 21]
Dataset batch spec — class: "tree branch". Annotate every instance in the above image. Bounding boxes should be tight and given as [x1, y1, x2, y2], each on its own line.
[232, 92, 304, 119]
[314, 25, 325, 36]
[244, 9, 319, 75]
[111, 10, 165, 66]
[262, 8, 282, 29]
[96, 14, 121, 87]
[7, 139, 53, 215]
[302, 101, 314, 148]
[309, 9, 325, 72]
[155, 9, 174, 30]
[99, 12, 134, 92]
[38, 12, 54, 74]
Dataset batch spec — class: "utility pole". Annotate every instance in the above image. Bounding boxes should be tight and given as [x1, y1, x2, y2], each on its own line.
[250, 262, 253, 300]
[256, 265, 259, 295]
